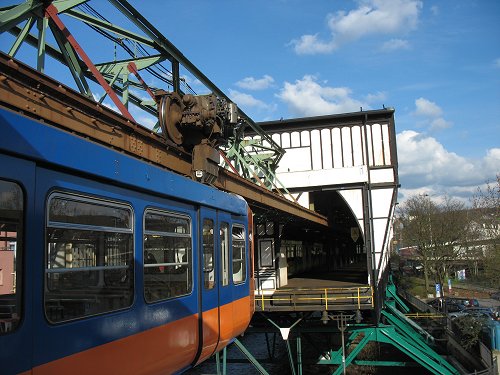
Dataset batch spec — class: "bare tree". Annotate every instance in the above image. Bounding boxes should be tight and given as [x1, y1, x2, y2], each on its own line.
[471, 174, 500, 288]
[429, 196, 472, 290]
[398, 194, 473, 294]
[398, 194, 436, 293]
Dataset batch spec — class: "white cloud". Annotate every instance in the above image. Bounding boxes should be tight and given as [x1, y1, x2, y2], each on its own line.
[484, 148, 500, 171]
[129, 89, 154, 103]
[289, 34, 337, 55]
[328, 0, 421, 41]
[276, 75, 367, 117]
[129, 106, 158, 130]
[228, 89, 273, 110]
[397, 130, 500, 203]
[430, 5, 439, 16]
[135, 116, 157, 129]
[413, 97, 451, 130]
[414, 97, 442, 117]
[380, 38, 410, 52]
[365, 91, 387, 104]
[494, 58, 500, 68]
[429, 117, 452, 131]
[290, 0, 422, 55]
[236, 75, 275, 90]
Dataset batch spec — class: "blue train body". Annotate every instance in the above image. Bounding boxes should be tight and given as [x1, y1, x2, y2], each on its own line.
[0, 107, 254, 374]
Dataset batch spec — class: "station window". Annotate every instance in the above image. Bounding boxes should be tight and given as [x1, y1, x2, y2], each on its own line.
[296, 244, 303, 258]
[202, 219, 215, 290]
[232, 225, 246, 284]
[45, 193, 134, 323]
[0, 180, 23, 333]
[220, 223, 229, 286]
[143, 209, 192, 302]
[265, 222, 274, 235]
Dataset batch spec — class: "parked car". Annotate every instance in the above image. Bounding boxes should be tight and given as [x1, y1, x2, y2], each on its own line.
[445, 303, 468, 320]
[426, 298, 468, 319]
[427, 298, 442, 309]
[448, 297, 479, 308]
[465, 307, 495, 321]
[427, 297, 479, 309]
[490, 291, 500, 301]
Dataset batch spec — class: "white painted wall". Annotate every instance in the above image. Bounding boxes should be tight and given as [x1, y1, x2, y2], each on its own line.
[261, 121, 397, 286]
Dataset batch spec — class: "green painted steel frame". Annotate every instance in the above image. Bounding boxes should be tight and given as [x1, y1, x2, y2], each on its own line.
[0, 0, 287, 193]
[215, 339, 271, 375]
[318, 323, 459, 375]
[222, 281, 461, 375]
[315, 278, 459, 375]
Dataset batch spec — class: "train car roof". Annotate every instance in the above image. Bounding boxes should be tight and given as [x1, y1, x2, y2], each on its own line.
[0, 107, 248, 216]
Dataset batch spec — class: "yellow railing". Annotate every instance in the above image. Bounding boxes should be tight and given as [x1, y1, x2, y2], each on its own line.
[254, 286, 373, 311]
[405, 313, 446, 319]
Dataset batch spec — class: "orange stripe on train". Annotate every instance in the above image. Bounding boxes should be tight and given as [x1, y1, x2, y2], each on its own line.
[33, 314, 199, 375]
[196, 306, 219, 364]
[216, 295, 252, 353]
[32, 295, 252, 375]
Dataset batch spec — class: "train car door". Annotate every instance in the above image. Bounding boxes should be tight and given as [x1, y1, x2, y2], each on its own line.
[196, 207, 220, 363]
[214, 211, 234, 351]
[0, 154, 35, 375]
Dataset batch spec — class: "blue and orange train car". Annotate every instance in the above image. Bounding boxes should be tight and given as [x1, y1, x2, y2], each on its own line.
[0, 105, 255, 374]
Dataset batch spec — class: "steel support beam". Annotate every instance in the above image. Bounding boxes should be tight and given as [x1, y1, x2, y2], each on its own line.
[315, 280, 459, 375]
[36, 16, 47, 72]
[319, 325, 459, 375]
[8, 16, 35, 57]
[0, 51, 329, 228]
[1, 0, 287, 195]
[49, 21, 91, 96]
[233, 339, 270, 375]
[44, 3, 135, 121]
[230, 283, 460, 375]
[0, 1, 40, 34]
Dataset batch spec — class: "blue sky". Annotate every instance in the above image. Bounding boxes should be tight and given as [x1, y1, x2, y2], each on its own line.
[1, 0, 499, 204]
[133, 0, 498, 204]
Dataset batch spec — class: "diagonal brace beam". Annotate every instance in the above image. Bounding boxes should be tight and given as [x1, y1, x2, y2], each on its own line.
[44, 3, 135, 122]
[0, 0, 41, 34]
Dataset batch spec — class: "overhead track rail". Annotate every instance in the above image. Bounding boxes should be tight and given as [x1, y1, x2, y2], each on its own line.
[0, 0, 286, 192]
[0, 51, 328, 227]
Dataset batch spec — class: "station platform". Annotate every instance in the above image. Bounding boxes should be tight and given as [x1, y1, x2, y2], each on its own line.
[254, 263, 373, 312]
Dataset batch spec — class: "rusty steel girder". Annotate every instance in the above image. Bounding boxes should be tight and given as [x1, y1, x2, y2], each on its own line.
[0, 52, 328, 227]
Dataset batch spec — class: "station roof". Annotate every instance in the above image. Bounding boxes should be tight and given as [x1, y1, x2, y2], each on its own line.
[253, 108, 395, 133]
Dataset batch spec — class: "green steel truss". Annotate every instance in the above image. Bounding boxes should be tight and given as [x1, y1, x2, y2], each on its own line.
[212, 278, 460, 375]
[0, 0, 285, 190]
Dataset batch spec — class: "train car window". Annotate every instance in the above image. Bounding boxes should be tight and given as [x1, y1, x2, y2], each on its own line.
[0, 180, 23, 333]
[45, 193, 133, 323]
[143, 210, 192, 302]
[232, 226, 246, 284]
[202, 219, 215, 290]
[220, 223, 229, 286]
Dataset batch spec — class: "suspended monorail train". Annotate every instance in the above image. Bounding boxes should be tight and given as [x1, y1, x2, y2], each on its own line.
[0, 105, 254, 374]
